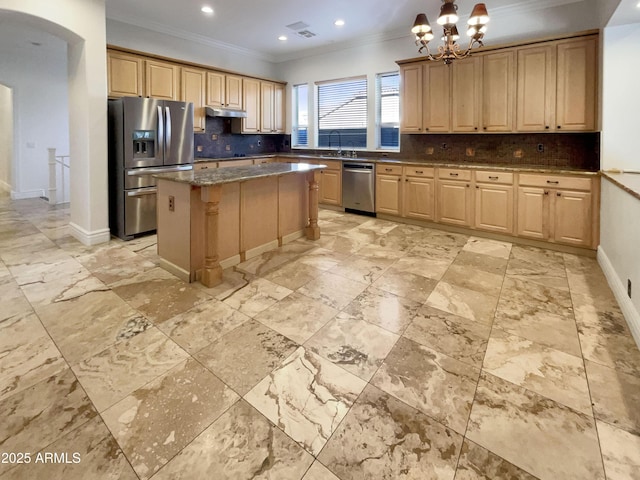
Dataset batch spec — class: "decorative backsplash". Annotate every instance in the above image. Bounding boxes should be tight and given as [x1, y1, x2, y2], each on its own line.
[399, 132, 600, 170]
[194, 117, 292, 159]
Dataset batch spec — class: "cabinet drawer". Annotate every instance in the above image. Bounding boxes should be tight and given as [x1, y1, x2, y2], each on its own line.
[194, 162, 217, 170]
[519, 173, 592, 191]
[475, 171, 514, 184]
[321, 160, 342, 171]
[438, 168, 472, 181]
[378, 164, 403, 176]
[404, 166, 435, 178]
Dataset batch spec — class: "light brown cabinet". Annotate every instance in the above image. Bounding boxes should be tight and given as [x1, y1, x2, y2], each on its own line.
[206, 72, 243, 110]
[400, 64, 423, 133]
[516, 36, 597, 132]
[516, 173, 594, 247]
[423, 63, 451, 132]
[436, 169, 473, 227]
[451, 57, 482, 132]
[274, 83, 286, 133]
[107, 51, 144, 98]
[145, 60, 180, 100]
[375, 165, 403, 215]
[474, 171, 514, 234]
[181, 67, 206, 132]
[481, 51, 515, 132]
[238, 79, 285, 134]
[403, 166, 435, 220]
[241, 78, 261, 134]
[319, 160, 342, 206]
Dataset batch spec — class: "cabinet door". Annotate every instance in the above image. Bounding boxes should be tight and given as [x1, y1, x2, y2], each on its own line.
[260, 81, 275, 133]
[552, 190, 592, 246]
[226, 75, 243, 109]
[482, 51, 515, 132]
[516, 186, 547, 239]
[400, 64, 423, 133]
[436, 180, 472, 226]
[206, 71, 225, 108]
[451, 57, 481, 132]
[556, 37, 597, 131]
[181, 67, 206, 132]
[107, 51, 143, 98]
[242, 78, 261, 133]
[475, 184, 514, 234]
[516, 45, 555, 131]
[423, 63, 451, 132]
[404, 177, 435, 220]
[320, 169, 342, 206]
[376, 174, 402, 215]
[273, 83, 285, 133]
[145, 60, 179, 100]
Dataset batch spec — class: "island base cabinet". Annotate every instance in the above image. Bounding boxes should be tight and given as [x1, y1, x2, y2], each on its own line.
[475, 184, 514, 234]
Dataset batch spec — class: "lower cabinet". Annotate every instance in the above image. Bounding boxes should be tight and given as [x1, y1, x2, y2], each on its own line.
[516, 173, 594, 247]
[319, 160, 342, 206]
[375, 165, 402, 215]
[436, 169, 473, 227]
[403, 166, 435, 220]
[474, 171, 514, 234]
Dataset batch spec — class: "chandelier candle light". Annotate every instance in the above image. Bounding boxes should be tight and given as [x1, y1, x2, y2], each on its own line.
[412, 0, 489, 64]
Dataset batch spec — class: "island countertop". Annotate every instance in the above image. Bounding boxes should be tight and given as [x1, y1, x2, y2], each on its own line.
[155, 162, 326, 186]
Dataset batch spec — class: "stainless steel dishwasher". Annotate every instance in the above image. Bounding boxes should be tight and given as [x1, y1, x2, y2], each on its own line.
[342, 161, 375, 214]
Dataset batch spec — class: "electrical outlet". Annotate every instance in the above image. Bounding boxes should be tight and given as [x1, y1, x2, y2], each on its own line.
[466, 147, 475, 157]
[628, 279, 632, 298]
[425, 147, 434, 155]
[211, 134, 218, 140]
[537, 144, 544, 153]
[225, 145, 231, 151]
[441, 143, 447, 149]
[514, 149, 523, 158]
[168, 195, 175, 212]
[196, 145, 203, 152]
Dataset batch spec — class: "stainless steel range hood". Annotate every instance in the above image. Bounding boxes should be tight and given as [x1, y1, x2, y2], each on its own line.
[205, 106, 247, 118]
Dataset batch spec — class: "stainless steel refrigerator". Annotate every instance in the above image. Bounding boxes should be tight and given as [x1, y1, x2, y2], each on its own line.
[108, 97, 194, 240]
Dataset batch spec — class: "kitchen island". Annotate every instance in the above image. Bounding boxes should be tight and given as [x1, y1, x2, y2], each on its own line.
[154, 162, 325, 287]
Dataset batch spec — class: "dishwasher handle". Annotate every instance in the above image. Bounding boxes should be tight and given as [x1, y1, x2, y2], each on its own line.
[343, 163, 374, 173]
[343, 168, 373, 174]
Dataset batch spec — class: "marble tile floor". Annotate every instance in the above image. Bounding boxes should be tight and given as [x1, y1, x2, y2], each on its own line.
[1, 194, 640, 479]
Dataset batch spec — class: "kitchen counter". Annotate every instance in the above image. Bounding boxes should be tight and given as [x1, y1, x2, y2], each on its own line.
[155, 162, 324, 287]
[195, 154, 598, 175]
[601, 171, 640, 201]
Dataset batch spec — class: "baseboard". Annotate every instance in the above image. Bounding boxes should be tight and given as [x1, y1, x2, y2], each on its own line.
[11, 188, 45, 200]
[597, 246, 640, 348]
[69, 222, 111, 246]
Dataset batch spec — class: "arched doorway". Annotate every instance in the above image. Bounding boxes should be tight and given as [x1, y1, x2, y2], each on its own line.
[0, 1, 109, 245]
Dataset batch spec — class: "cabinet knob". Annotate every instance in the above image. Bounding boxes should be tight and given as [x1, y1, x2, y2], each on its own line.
[557, 126, 562, 129]
[466, 184, 470, 188]
[405, 179, 408, 182]
[474, 127, 478, 131]
[544, 191, 549, 195]
[475, 185, 479, 189]
[545, 126, 550, 130]
[425, 128, 429, 131]
[557, 192, 561, 197]
[483, 126, 487, 130]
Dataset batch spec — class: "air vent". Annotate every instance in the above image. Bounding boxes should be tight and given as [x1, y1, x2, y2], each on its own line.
[296, 30, 317, 39]
[286, 21, 309, 31]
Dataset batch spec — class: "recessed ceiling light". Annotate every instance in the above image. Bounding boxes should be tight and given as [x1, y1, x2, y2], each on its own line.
[278, 35, 288, 41]
[201, 6, 213, 14]
[334, 19, 345, 27]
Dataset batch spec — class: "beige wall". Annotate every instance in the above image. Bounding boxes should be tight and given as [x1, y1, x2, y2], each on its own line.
[0, 83, 12, 192]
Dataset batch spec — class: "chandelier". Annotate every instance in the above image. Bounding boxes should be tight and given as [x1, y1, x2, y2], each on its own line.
[411, 1, 490, 64]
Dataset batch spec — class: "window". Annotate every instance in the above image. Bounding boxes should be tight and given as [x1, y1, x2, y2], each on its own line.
[377, 72, 400, 149]
[317, 77, 367, 150]
[293, 84, 308, 147]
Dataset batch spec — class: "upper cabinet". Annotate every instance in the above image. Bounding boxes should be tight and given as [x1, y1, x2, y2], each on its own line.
[108, 51, 144, 98]
[106, 47, 287, 134]
[145, 59, 180, 100]
[398, 32, 598, 133]
[181, 67, 206, 132]
[206, 72, 243, 110]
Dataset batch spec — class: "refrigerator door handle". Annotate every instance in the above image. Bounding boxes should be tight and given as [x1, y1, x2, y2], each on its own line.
[127, 165, 193, 176]
[157, 105, 164, 155]
[165, 106, 172, 158]
[126, 187, 158, 197]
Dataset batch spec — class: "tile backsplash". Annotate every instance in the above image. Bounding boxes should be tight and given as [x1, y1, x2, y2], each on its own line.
[194, 117, 291, 159]
[399, 132, 600, 170]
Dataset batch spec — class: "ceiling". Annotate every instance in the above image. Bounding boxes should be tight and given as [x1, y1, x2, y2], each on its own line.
[104, 0, 626, 63]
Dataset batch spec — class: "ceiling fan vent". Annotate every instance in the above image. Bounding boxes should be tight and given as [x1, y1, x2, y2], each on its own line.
[296, 30, 317, 39]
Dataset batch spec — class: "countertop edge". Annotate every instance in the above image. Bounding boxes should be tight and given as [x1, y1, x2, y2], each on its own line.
[601, 172, 640, 201]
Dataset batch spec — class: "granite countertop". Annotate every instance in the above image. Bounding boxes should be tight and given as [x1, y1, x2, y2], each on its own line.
[195, 154, 598, 175]
[601, 171, 640, 201]
[155, 162, 325, 187]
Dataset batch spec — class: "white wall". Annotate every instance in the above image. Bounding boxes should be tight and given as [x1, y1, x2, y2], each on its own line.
[0, 0, 110, 245]
[106, 19, 278, 80]
[0, 83, 12, 192]
[599, 21, 640, 346]
[0, 35, 69, 199]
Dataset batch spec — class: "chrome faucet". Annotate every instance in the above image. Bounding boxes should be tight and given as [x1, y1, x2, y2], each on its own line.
[328, 130, 342, 157]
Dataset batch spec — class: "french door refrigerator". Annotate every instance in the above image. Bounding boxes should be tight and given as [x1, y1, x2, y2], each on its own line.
[108, 96, 194, 240]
